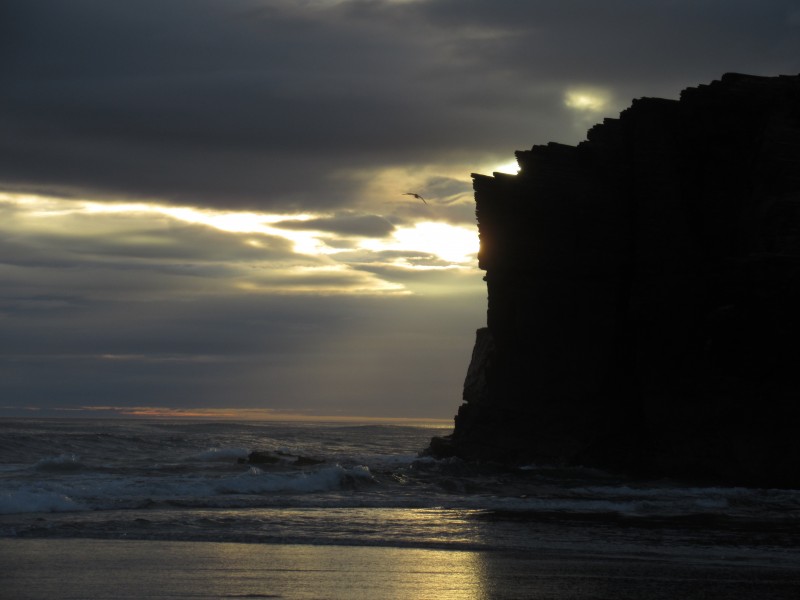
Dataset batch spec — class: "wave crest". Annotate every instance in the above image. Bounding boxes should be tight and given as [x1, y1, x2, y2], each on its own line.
[33, 454, 85, 472]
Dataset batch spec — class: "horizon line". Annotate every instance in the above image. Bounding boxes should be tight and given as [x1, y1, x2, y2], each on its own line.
[0, 405, 454, 426]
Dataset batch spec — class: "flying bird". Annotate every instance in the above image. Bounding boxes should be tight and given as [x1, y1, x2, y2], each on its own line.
[402, 192, 427, 204]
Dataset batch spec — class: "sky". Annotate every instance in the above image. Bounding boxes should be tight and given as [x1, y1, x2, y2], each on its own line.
[1, 0, 798, 421]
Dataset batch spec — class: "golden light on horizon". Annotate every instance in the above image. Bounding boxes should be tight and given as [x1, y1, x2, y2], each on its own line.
[53, 404, 453, 425]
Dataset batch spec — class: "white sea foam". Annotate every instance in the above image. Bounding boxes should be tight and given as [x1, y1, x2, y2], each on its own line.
[0, 490, 84, 515]
[0, 463, 380, 515]
[353, 453, 420, 470]
[3, 419, 798, 553]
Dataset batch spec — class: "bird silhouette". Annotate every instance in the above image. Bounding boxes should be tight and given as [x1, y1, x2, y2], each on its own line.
[402, 192, 427, 204]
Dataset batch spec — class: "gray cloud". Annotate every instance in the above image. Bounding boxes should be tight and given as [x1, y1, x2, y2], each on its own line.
[274, 212, 395, 237]
[0, 291, 484, 417]
[0, 188, 482, 417]
[358, 262, 484, 291]
[1, 0, 798, 419]
[3, 1, 796, 211]
[1, 224, 297, 266]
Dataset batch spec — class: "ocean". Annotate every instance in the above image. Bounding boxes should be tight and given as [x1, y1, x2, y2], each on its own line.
[1, 418, 799, 567]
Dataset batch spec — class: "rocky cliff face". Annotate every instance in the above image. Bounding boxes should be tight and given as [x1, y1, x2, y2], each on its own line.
[430, 73, 800, 488]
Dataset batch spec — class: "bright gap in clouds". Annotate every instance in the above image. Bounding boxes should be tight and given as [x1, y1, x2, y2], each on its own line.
[79, 197, 479, 266]
[564, 89, 610, 113]
[3, 193, 479, 293]
[76, 199, 331, 256]
[365, 221, 478, 264]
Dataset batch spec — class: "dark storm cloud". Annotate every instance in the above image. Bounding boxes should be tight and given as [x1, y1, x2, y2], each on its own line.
[0, 0, 477, 208]
[416, 0, 800, 77]
[3, 0, 796, 210]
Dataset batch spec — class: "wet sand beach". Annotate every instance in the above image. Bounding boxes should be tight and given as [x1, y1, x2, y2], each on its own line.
[2, 538, 798, 600]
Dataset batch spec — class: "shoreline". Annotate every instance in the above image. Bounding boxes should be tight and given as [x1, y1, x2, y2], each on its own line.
[2, 538, 798, 600]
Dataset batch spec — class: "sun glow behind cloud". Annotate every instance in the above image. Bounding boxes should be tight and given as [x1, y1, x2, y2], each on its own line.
[493, 160, 520, 175]
[564, 88, 611, 113]
[1, 192, 479, 296]
[361, 221, 478, 264]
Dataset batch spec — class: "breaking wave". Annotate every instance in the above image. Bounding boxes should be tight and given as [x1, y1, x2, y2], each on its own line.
[0, 490, 84, 515]
[33, 454, 86, 472]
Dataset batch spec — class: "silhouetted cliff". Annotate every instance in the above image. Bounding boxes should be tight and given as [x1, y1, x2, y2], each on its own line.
[430, 73, 800, 488]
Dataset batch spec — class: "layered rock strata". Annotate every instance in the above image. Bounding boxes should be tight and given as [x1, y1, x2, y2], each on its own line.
[430, 73, 800, 488]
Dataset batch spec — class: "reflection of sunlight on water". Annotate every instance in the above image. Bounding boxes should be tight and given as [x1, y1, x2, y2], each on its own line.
[206, 542, 487, 599]
[10, 537, 797, 599]
[170, 508, 494, 598]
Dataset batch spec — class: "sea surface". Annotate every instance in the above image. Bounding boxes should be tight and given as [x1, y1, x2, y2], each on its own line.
[1, 418, 799, 567]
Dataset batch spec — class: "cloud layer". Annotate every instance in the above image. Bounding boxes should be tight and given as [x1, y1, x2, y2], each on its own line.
[1, 0, 798, 418]
[4, 0, 797, 210]
[0, 192, 482, 417]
